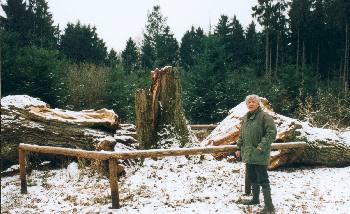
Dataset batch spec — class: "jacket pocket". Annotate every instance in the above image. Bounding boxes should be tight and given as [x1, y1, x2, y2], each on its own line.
[250, 147, 265, 163]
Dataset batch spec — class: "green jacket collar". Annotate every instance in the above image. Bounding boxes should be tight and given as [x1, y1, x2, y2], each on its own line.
[247, 106, 262, 120]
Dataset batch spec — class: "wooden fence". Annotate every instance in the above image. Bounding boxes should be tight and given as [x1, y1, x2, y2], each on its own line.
[18, 142, 307, 209]
[189, 124, 218, 129]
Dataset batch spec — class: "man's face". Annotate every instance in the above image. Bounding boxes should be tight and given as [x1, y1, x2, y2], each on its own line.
[246, 99, 259, 112]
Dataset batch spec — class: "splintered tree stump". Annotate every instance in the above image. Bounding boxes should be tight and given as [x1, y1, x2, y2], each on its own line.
[135, 66, 192, 149]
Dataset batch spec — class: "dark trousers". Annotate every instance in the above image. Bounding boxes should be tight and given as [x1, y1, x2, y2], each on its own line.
[246, 164, 269, 185]
[245, 164, 252, 194]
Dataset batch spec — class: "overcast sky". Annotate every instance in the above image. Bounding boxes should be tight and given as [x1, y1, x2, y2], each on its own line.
[2, 0, 259, 52]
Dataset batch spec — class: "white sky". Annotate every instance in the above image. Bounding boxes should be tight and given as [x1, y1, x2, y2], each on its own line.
[48, 0, 259, 52]
[1, 0, 259, 52]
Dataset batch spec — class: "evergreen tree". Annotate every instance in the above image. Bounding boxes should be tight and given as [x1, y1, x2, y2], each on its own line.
[144, 5, 167, 48]
[325, 0, 350, 91]
[309, 0, 327, 77]
[252, 0, 275, 77]
[60, 21, 108, 65]
[245, 21, 259, 66]
[141, 5, 178, 69]
[1, 0, 32, 46]
[2, 46, 67, 105]
[27, 0, 59, 48]
[230, 15, 246, 70]
[214, 15, 231, 71]
[155, 26, 179, 67]
[107, 48, 118, 68]
[140, 35, 155, 71]
[121, 37, 138, 74]
[179, 26, 205, 69]
[289, 0, 312, 70]
[1, 0, 59, 48]
[183, 35, 228, 123]
[270, 0, 288, 77]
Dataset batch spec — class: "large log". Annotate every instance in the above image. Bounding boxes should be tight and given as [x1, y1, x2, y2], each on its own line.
[0, 95, 136, 170]
[135, 66, 193, 149]
[203, 97, 350, 169]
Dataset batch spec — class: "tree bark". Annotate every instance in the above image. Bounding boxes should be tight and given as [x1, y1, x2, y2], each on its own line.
[275, 33, 279, 78]
[203, 98, 350, 170]
[269, 44, 272, 77]
[317, 45, 320, 75]
[265, 30, 269, 76]
[135, 66, 192, 149]
[1, 102, 136, 170]
[344, 22, 349, 93]
[296, 28, 300, 71]
[269, 141, 350, 170]
[302, 40, 306, 69]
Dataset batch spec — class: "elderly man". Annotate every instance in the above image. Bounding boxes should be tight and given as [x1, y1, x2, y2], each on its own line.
[236, 94, 277, 214]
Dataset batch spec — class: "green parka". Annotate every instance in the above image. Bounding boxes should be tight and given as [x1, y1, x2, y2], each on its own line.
[237, 107, 277, 165]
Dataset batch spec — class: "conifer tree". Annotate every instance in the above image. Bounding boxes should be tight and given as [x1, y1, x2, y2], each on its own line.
[230, 15, 246, 70]
[245, 21, 259, 67]
[27, 0, 59, 48]
[121, 37, 138, 74]
[141, 5, 178, 69]
[179, 26, 205, 69]
[155, 26, 179, 67]
[60, 21, 107, 65]
[140, 35, 155, 71]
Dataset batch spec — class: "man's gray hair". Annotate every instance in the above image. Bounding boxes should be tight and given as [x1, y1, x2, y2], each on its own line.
[245, 94, 260, 103]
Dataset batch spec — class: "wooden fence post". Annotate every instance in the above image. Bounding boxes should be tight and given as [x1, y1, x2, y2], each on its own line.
[19, 148, 27, 194]
[108, 159, 120, 209]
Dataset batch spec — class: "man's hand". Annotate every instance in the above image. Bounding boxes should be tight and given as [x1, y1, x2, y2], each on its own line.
[235, 150, 241, 158]
[256, 146, 263, 153]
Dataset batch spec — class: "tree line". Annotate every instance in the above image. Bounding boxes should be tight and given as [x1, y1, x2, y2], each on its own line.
[1, 0, 349, 129]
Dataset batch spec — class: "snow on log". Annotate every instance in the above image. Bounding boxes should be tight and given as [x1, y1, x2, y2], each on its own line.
[1, 95, 137, 170]
[203, 97, 350, 169]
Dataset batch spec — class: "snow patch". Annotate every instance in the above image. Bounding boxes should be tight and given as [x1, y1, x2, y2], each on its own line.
[1, 95, 47, 109]
[66, 162, 80, 180]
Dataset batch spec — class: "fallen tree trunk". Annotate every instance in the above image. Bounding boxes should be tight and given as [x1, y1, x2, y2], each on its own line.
[1, 95, 136, 170]
[269, 140, 350, 169]
[135, 66, 193, 149]
[204, 97, 350, 169]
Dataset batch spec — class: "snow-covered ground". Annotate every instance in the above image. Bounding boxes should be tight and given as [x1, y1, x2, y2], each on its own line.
[2, 95, 349, 213]
[2, 156, 350, 214]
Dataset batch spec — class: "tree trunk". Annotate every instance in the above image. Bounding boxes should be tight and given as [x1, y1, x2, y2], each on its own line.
[302, 40, 306, 69]
[339, 57, 343, 88]
[296, 29, 300, 71]
[269, 44, 272, 77]
[275, 33, 279, 78]
[265, 30, 269, 76]
[270, 141, 350, 170]
[344, 22, 349, 93]
[135, 66, 192, 149]
[317, 45, 320, 75]
[204, 97, 350, 170]
[1, 99, 136, 170]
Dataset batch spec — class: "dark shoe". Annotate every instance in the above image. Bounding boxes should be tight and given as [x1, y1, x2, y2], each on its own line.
[261, 183, 275, 213]
[240, 183, 260, 205]
[241, 198, 260, 205]
[260, 205, 275, 214]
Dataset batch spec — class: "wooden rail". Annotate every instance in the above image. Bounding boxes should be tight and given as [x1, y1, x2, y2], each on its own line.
[18, 142, 307, 209]
[119, 124, 218, 130]
[189, 124, 218, 129]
